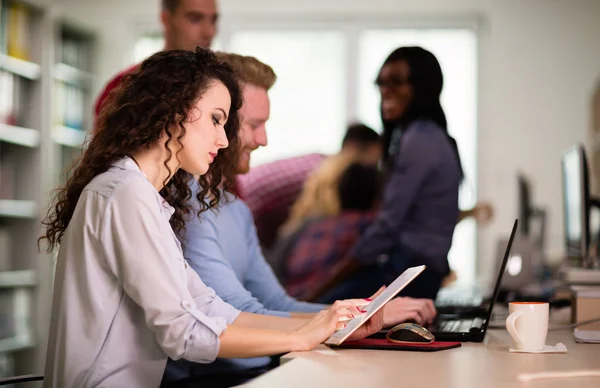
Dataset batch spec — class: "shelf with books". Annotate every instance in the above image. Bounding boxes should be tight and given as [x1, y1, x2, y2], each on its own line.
[53, 62, 93, 89]
[0, 123, 39, 148]
[52, 22, 95, 145]
[52, 125, 88, 148]
[0, 336, 34, 353]
[0, 199, 37, 219]
[0, 0, 98, 376]
[0, 0, 47, 377]
[0, 53, 40, 81]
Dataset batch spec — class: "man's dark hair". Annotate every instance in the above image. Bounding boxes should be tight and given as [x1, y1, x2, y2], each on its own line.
[338, 163, 383, 211]
[341, 123, 380, 150]
[162, 0, 180, 12]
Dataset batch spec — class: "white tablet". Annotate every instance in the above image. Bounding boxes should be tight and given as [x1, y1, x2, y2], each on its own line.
[324, 265, 426, 346]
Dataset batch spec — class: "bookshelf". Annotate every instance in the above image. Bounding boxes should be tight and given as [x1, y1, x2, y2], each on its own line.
[52, 21, 94, 183]
[0, 0, 96, 378]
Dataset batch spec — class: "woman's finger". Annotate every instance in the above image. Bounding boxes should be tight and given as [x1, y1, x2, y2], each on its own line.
[330, 299, 358, 311]
[343, 298, 372, 310]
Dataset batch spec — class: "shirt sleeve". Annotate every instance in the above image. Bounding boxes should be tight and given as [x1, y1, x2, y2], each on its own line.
[241, 204, 327, 313]
[100, 179, 236, 363]
[182, 205, 293, 318]
[350, 128, 438, 263]
[185, 264, 240, 324]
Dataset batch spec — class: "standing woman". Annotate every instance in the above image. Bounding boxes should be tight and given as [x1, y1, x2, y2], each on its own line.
[318, 47, 462, 302]
[40, 48, 379, 388]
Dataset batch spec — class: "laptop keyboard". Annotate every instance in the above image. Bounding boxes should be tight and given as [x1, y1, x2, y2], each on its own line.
[436, 295, 482, 307]
[440, 320, 466, 332]
[435, 317, 484, 333]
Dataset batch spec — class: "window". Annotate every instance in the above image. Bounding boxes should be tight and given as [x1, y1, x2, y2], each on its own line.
[133, 36, 223, 63]
[133, 35, 164, 63]
[229, 31, 347, 166]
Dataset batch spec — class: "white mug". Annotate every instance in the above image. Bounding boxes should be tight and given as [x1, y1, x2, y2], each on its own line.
[505, 302, 549, 351]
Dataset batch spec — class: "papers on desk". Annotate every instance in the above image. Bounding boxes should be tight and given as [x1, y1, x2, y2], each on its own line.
[574, 328, 600, 343]
[509, 343, 567, 354]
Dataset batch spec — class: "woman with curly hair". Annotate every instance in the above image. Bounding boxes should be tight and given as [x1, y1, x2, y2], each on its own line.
[40, 48, 382, 388]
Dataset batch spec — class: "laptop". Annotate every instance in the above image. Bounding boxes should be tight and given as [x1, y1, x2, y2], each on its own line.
[495, 235, 542, 292]
[428, 219, 518, 342]
[434, 230, 527, 315]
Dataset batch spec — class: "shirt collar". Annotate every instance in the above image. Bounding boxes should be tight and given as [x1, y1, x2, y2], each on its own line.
[114, 157, 175, 218]
[113, 156, 142, 174]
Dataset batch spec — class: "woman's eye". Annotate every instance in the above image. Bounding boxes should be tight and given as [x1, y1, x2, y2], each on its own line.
[212, 116, 221, 125]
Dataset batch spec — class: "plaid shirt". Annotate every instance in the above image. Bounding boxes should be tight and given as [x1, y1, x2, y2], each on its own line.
[237, 153, 326, 249]
[285, 211, 375, 299]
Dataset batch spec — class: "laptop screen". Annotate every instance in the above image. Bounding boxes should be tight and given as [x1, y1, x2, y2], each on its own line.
[480, 219, 519, 333]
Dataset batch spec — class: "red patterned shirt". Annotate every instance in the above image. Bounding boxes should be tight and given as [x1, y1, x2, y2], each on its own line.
[237, 153, 326, 249]
[285, 211, 376, 299]
[94, 64, 140, 118]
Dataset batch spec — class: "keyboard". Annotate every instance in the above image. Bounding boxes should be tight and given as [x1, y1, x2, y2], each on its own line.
[435, 294, 482, 307]
[433, 317, 484, 333]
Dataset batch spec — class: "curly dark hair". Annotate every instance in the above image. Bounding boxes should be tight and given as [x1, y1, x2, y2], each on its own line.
[40, 47, 242, 252]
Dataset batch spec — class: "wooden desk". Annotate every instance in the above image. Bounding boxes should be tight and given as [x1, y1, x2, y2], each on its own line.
[242, 329, 599, 387]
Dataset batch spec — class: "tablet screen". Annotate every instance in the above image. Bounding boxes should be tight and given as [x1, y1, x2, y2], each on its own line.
[324, 265, 426, 346]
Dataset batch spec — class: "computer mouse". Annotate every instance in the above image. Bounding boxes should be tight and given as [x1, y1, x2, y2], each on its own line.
[386, 322, 435, 344]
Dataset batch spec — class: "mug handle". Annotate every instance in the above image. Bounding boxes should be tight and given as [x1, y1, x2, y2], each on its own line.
[506, 311, 523, 344]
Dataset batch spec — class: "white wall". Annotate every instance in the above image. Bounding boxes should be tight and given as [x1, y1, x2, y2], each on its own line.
[51, 0, 600, 284]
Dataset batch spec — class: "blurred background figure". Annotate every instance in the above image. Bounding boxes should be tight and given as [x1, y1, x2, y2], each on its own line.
[238, 123, 382, 251]
[314, 47, 463, 302]
[283, 162, 384, 300]
[94, 0, 219, 117]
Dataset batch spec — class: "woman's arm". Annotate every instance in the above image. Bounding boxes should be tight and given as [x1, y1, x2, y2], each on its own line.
[218, 301, 366, 357]
[218, 324, 306, 357]
[233, 312, 308, 331]
[458, 202, 494, 224]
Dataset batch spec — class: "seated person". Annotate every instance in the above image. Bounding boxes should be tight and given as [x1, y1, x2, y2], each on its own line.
[285, 162, 383, 300]
[237, 123, 382, 251]
[267, 152, 362, 280]
[165, 52, 437, 384]
[279, 151, 365, 239]
[42, 48, 382, 388]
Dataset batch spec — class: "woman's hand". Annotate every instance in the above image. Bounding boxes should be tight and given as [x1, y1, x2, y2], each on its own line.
[345, 306, 385, 341]
[473, 202, 494, 224]
[291, 300, 357, 351]
[343, 286, 386, 341]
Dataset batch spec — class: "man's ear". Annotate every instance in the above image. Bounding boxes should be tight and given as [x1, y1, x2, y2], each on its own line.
[160, 10, 171, 31]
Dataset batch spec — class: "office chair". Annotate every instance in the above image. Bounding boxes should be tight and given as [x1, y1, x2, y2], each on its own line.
[0, 374, 43, 386]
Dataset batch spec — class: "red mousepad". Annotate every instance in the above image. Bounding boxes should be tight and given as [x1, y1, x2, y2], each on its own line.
[332, 338, 461, 352]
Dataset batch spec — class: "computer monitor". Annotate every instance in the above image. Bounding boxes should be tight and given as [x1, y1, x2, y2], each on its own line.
[561, 144, 591, 260]
[517, 174, 547, 249]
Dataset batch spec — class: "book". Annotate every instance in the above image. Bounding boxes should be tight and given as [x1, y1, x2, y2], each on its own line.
[6, 2, 29, 61]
